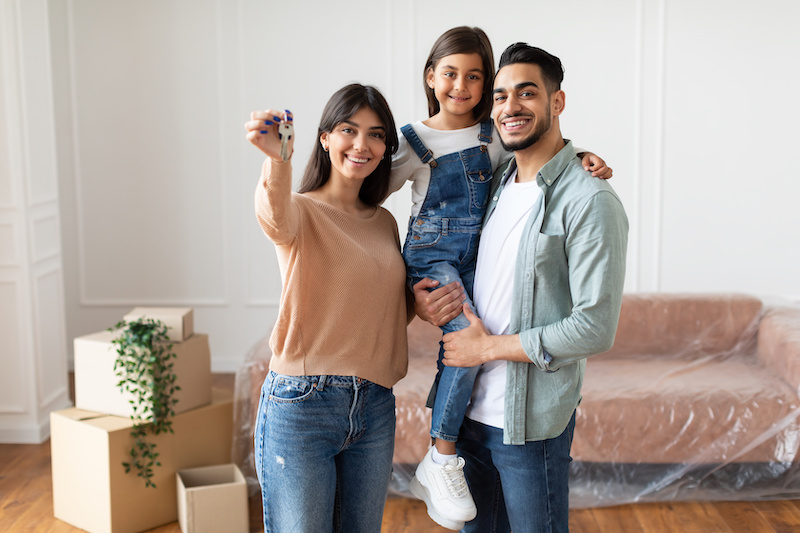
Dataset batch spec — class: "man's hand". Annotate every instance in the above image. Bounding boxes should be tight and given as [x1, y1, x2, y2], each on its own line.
[412, 278, 466, 327]
[442, 304, 491, 367]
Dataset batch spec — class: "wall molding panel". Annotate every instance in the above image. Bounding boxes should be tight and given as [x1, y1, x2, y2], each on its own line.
[0, 279, 26, 414]
[0, 0, 70, 443]
[30, 210, 60, 263]
[630, 0, 668, 292]
[66, 0, 228, 308]
[0, 220, 18, 265]
[33, 267, 68, 409]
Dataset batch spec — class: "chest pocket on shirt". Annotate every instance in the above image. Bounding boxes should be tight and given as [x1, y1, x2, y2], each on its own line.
[535, 233, 568, 289]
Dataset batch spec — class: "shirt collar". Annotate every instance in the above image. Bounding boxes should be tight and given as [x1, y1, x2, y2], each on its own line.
[500, 138, 575, 189]
[536, 139, 574, 188]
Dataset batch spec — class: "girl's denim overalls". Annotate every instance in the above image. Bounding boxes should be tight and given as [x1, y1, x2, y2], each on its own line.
[401, 119, 494, 442]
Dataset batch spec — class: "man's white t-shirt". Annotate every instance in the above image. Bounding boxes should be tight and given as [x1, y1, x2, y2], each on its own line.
[466, 173, 542, 428]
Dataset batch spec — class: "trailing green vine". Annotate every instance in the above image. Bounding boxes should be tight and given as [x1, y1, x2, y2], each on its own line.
[109, 317, 180, 488]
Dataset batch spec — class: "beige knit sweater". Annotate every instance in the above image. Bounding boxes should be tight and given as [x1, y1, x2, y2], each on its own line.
[254, 159, 409, 389]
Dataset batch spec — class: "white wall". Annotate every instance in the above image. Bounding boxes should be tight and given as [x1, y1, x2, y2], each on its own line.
[43, 0, 800, 375]
[0, 0, 70, 443]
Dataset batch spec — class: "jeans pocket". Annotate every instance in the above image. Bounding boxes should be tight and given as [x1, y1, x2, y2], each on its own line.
[268, 374, 317, 404]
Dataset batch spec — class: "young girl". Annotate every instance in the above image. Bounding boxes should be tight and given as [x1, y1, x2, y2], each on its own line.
[245, 84, 412, 532]
[386, 27, 611, 531]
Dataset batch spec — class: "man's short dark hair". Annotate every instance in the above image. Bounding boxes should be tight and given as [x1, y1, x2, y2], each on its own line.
[498, 43, 564, 94]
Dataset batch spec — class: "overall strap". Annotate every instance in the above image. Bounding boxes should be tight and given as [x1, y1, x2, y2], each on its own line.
[477, 120, 493, 152]
[400, 124, 438, 168]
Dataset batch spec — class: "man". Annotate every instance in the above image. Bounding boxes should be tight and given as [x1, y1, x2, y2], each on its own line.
[416, 42, 628, 532]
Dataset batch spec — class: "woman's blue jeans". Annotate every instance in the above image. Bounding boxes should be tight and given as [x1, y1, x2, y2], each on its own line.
[457, 413, 576, 533]
[253, 371, 396, 533]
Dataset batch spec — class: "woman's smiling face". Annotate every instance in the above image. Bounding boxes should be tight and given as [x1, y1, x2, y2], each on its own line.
[321, 106, 387, 184]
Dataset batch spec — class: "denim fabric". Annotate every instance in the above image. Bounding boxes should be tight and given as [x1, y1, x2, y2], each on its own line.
[401, 120, 493, 442]
[456, 413, 576, 533]
[253, 371, 396, 533]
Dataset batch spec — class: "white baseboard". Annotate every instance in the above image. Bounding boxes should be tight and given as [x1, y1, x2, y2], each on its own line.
[0, 418, 52, 444]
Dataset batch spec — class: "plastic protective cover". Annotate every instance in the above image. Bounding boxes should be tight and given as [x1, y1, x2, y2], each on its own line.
[233, 294, 800, 507]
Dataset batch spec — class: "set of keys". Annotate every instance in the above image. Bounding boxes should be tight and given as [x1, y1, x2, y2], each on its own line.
[278, 121, 293, 161]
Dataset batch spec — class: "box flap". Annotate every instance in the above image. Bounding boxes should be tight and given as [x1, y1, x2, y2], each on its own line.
[75, 329, 120, 344]
[52, 407, 134, 432]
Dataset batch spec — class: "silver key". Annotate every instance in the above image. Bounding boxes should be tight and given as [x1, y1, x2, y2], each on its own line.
[279, 122, 293, 161]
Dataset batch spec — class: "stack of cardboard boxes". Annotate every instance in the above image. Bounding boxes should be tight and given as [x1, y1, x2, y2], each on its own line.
[51, 308, 248, 533]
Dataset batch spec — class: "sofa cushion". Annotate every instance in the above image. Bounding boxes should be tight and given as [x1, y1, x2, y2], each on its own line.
[575, 355, 800, 464]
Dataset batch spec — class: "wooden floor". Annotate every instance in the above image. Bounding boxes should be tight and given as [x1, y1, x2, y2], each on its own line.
[3, 374, 800, 532]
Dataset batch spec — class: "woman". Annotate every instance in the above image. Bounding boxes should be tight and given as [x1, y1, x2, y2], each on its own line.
[245, 84, 412, 532]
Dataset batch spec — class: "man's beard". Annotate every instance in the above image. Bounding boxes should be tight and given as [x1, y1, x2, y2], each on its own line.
[497, 110, 552, 153]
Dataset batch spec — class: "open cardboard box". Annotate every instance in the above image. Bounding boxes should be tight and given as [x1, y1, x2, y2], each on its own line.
[176, 464, 248, 533]
[123, 307, 194, 342]
[73, 330, 212, 418]
[51, 389, 233, 533]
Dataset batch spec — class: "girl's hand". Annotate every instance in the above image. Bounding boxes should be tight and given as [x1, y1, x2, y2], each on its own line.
[580, 152, 613, 179]
[245, 109, 294, 162]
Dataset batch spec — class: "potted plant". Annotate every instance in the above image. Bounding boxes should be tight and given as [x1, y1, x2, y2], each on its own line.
[109, 317, 180, 488]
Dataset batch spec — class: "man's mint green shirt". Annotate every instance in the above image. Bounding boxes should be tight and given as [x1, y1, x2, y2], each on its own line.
[485, 140, 629, 445]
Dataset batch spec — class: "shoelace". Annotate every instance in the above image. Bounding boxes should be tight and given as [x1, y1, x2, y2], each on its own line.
[441, 457, 469, 498]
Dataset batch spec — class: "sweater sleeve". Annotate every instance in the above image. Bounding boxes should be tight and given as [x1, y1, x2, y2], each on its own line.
[254, 158, 299, 245]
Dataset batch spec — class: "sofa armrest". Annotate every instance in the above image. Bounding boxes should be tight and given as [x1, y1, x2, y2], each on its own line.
[758, 306, 800, 392]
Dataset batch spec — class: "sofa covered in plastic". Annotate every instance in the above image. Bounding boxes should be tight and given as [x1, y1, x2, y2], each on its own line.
[233, 293, 800, 507]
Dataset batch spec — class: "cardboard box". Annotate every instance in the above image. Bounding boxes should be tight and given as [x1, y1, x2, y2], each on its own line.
[123, 307, 194, 342]
[51, 388, 234, 533]
[176, 464, 248, 533]
[74, 330, 212, 418]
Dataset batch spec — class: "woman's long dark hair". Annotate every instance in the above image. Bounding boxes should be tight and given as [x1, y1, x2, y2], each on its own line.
[298, 84, 398, 207]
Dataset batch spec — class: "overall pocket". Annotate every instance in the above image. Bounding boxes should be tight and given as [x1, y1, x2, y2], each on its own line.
[404, 218, 443, 250]
[467, 169, 492, 210]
